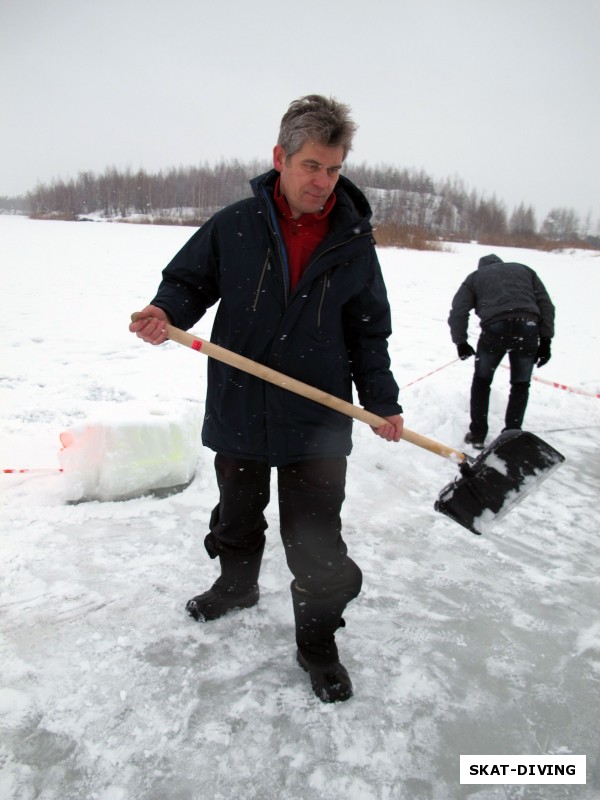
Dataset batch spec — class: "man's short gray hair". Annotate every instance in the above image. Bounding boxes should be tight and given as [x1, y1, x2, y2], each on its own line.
[277, 94, 358, 160]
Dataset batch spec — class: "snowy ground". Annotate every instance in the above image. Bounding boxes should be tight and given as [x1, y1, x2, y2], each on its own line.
[1, 214, 599, 800]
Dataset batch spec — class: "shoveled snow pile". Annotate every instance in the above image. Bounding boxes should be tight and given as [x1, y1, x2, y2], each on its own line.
[58, 401, 202, 502]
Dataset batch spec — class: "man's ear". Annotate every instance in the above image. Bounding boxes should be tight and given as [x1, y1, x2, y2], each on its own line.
[273, 145, 285, 171]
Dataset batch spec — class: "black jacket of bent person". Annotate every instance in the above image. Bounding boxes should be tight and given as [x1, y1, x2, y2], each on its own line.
[150, 169, 402, 466]
[448, 253, 555, 344]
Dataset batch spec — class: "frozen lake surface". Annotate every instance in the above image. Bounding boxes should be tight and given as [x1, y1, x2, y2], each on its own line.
[1, 215, 599, 799]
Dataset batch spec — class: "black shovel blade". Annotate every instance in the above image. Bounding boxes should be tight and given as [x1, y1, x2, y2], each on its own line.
[434, 430, 565, 535]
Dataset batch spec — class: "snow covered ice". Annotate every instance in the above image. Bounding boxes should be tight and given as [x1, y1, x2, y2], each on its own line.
[1, 215, 599, 800]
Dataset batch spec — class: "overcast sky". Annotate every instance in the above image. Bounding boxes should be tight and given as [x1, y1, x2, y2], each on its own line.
[1, 0, 599, 225]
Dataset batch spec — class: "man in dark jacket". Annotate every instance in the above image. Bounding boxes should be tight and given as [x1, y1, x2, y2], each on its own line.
[130, 95, 403, 703]
[448, 253, 555, 449]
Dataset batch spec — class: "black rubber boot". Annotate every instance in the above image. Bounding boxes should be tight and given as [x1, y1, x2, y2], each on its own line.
[185, 584, 259, 622]
[186, 539, 264, 623]
[291, 559, 362, 703]
[296, 649, 353, 703]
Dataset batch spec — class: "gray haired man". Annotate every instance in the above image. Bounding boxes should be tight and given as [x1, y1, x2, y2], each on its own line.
[130, 95, 403, 702]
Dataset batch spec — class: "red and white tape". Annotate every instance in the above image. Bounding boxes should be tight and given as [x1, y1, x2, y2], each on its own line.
[401, 358, 460, 390]
[3, 468, 63, 474]
[500, 364, 600, 398]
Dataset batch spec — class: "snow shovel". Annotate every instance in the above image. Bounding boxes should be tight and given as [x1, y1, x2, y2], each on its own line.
[131, 316, 565, 535]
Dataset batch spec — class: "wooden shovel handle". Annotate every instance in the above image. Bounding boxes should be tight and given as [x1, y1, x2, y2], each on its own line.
[131, 314, 467, 464]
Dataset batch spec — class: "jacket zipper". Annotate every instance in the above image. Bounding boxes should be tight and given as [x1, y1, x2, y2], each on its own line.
[252, 250, 271, 311]
[317, 274, 330, 328]
[260, 186, 290, 305]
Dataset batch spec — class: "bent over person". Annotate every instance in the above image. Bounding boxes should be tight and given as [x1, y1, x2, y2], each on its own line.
[448, 253, 555, 450]
[130, 95, 403, 702]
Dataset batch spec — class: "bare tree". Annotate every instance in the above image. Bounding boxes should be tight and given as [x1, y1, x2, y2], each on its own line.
[541, 207, 580, 241]
[509, 203, 537, 236]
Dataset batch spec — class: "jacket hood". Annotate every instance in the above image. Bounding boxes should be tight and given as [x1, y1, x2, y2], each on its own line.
[250, 169, 373, 224]
[478, 253, 503, 269]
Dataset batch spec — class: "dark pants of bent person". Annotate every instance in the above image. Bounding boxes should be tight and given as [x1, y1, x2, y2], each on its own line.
[470, 318, 539, 439]
[203, 454, 363, 662]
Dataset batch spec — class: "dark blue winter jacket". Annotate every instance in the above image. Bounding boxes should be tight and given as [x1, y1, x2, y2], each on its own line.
[150, 169, 401, 466]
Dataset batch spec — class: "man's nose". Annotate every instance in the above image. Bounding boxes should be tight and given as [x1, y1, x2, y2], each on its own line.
[312, 169, 330, 188]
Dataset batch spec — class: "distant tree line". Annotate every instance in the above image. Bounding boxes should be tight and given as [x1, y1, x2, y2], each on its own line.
[6, 160, 598, 249]
[0, 194, 29, 213]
